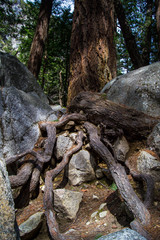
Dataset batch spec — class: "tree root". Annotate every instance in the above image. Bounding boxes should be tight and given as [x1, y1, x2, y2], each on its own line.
[5, 113, 154, 239]
[44, 131, 83, 240]
[83, 121, 151, 238]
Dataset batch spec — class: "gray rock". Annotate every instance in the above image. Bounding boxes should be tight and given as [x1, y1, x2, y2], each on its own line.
[55, 134, 74, 159]
[19, 212, 44, 240]
[0, 86, 57, 158]
[137, 150, 160, 182]
[114, 136, 129, 162]
[98, 228, 147, 240]
[68, 150, 96, 185]
[101, 62, 160, 117]
[0, 51, 48, 104]
[147, 123, 160, 156]
[53, 189, 83, 223]
[0, 158, 20, 240]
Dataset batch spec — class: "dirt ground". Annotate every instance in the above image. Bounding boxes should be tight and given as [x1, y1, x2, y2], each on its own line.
[16, 165, 160, 240]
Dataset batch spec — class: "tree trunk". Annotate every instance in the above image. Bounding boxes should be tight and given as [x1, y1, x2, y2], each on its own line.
[113, 0, 144, 69]
[156, 0, 160, 60]
[68, 91, 159, 141]
[67, 0, 116, 104]
[142, 0, 153, 65]
[28, 0, 53, 79]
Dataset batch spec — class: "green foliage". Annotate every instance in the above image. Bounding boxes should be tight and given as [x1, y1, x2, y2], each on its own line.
[116, 0, 158, 74]
[0, 0, 22, 53]
[109, 182, 118, 191]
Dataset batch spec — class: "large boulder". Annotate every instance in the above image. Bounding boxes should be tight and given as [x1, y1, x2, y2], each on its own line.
[0, 52, 58, 159]
[0, 51, 48, 104]
[101, 62, 160, 117]
[0, 86, 57, 158]
[0, 158, 20, 240]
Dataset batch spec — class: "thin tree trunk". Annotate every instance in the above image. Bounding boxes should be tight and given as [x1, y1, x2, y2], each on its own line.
[114, 0, 144, 69]
[28, 0, 53, 79]
[156, 0, 160, 60]
[142, 0, 153, 65]
[67, 0, 116, 104]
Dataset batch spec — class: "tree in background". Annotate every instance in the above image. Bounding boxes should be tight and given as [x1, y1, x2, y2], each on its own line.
[27, 0, 54, 79]
[115, 0, 157, 73]
[156, 0, 160, 59]
[67, 0, 116, 104]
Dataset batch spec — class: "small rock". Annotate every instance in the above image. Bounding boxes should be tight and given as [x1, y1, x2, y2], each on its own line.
[95, 168, 104, 179]
[99, 211, 107, 218]
[112, 224, 117, 229]
[98, 228, 147, 240]
[93, 194, 99, 200]
[68, 150, 96, 185]
[99, 203, 106, 210]
[86, 221, 90, 225]
[19, 212, 44, 240]
[114, 136, 129, 162]
[53, 189, 83, 223]
[91, 211, 98, 218]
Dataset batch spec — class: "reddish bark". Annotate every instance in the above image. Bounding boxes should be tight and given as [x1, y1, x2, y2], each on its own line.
[67, 0, 116, 104]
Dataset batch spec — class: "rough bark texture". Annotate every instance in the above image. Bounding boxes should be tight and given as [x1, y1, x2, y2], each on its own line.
[6, 111, 154, 239]
[69, 91, 159, 141]
[113, 0, 144, 69]
[156, 0, 160, 60]
[84, 122, 151, 238]
[67, 0, 116, 104]
[28, 0, 53, 78]
[141, 0, 153, 65]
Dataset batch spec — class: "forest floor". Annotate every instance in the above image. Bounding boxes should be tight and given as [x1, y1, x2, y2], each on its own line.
[16, 161, 160, 240]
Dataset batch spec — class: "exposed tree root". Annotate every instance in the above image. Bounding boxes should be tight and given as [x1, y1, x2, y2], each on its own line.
[83, 121, 151, 238]
[6, 112, 155, 240]
[44, 131, 83, 240]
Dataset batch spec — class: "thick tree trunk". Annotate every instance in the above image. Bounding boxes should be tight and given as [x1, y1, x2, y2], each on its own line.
[67, 0, 116, 104]
[69, 91, 159, 141]
[113, 0, 144, 69]
[28, 0, 53, 79]
[156, 0, 160, 60]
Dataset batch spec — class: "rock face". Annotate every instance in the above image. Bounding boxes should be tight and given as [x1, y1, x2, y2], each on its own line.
[0, 52, 58, 159]
[68, 149, 96, 185]
[98, 228, 147, 240]
[19, 212, 44, 240]
[137, 150, 160, 182]
[53, 189, 83, 224]
[0, 51, 48, 104]
[0, 158, 20, 240]
[101, 62, 160, 117]
[0, 86, 57, 158]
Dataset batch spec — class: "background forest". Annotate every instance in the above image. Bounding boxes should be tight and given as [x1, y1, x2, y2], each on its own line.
[0, 0, 159, 105]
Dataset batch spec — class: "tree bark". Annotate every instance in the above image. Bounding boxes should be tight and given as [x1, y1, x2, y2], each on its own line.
[28, 0, 53, 79]
[113, 0, 144, 69]
[69, 91, 159, 141]
[84, 122, 151, 237]
[142, 0, 153, 65]
[67, 0, 116, 104]
[156, 0, 160, 60]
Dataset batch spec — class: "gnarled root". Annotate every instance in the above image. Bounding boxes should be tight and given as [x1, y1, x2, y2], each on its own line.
[84, 121, 151, 238]
[44, 131, 84, 240]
